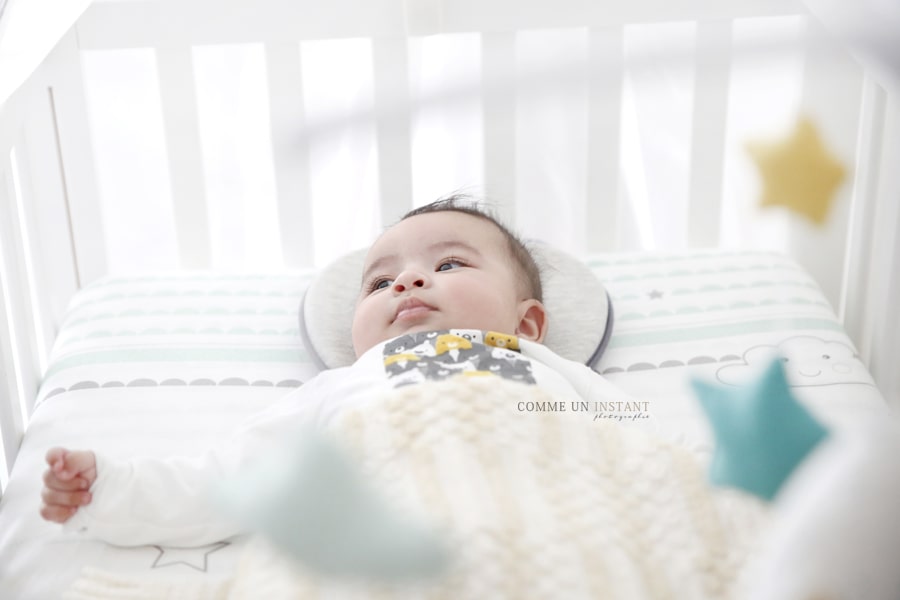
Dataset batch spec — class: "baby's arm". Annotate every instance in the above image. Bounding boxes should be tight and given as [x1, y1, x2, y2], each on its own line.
[41, 448, 97, 523]
[37, 372, 342, 547]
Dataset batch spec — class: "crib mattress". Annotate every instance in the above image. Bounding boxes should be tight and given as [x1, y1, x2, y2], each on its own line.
[0, 250, 885, 598]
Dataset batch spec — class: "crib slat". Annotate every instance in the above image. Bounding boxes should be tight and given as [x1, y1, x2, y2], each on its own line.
[836, 75, 900, 408]
[840, 77, 884, 362]
[481, 31, 517, 224]
[871, 92, 900, 406]
[155, 46, 212, 269]
[0, 278, 25, 487]
[0, 159, 42, 409]
[8, 141, 52, 379]
[0, 169, 36, 477]
[22, 88, 80, 339]
[371, 36, 414, 224]
[266, 43, 314, 268]
[0, 172, 26, 482]
[586, 27, 625, 252]
[47, 29, 107, 284]
[686, 20, 732, 247]
[849, 88, 900, 406]
[788, 16, 863, 308]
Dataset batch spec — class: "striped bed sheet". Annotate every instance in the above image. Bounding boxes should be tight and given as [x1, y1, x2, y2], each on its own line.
[0, 250, 885, 599]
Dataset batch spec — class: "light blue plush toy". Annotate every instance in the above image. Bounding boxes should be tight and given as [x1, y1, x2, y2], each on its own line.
[693, 356, 900, 599]
[215, 427, 449, 581]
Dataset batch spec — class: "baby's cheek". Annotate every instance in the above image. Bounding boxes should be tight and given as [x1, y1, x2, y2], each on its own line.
[351, 304, 381, 354]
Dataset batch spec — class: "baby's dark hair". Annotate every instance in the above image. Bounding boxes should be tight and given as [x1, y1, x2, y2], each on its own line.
[401, 194, 543, 302]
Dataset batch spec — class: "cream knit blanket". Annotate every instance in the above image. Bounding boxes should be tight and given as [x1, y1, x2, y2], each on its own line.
[67, 377, 768, 599]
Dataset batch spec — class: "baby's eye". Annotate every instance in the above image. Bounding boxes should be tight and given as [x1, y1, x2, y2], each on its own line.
[367, 278, 393, 293]
[437, 259, 465, 272]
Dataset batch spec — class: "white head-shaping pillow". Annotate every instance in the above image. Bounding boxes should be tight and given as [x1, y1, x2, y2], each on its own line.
[299, 242, 613, 370]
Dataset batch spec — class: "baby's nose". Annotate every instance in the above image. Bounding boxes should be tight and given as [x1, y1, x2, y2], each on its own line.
[393, 271, 427, 293]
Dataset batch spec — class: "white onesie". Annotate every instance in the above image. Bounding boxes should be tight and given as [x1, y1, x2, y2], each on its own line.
[64, 329, 629, 547]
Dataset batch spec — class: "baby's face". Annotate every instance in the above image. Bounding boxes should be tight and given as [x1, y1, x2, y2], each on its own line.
[351, 211, 534, 356]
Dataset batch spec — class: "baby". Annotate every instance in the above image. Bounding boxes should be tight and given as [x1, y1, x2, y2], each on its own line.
[40, 196, 619, 546]
[350, 199, 546, 357]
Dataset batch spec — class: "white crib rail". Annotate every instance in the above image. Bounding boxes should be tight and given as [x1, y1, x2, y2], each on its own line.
[0, 154, 33, 488]
[841, 80, 900, 409]
[68, 0, 818, 265]
[1, 56, 81, 484]
[1, 0, 898, 486]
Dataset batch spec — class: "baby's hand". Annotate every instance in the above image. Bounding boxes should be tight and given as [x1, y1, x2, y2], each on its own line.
[40, 448, 97, 524]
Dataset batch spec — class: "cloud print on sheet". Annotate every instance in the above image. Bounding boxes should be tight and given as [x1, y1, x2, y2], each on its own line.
[716, 336, 874, 387]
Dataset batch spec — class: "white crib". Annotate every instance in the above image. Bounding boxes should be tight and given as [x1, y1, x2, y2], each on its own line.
[1, 2, 899, 595]
[0, 0, 898, 517]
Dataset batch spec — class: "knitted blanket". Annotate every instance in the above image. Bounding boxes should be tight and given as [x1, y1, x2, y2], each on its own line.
[66, 377, 769, 599]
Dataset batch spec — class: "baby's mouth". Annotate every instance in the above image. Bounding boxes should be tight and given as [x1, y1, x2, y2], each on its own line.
[394, 298, 434, 323]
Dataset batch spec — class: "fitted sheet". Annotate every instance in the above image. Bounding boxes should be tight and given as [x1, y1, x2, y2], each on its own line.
[0, 251, 885, 598]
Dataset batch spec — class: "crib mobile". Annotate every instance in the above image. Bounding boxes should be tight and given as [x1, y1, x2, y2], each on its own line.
[1, 0, 900, 598]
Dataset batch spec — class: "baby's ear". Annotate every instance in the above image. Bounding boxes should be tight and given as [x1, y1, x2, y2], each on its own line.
[515, 300, 547, 343]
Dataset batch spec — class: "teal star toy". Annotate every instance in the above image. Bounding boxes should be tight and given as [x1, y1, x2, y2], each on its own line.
[691, 357, 829, 501]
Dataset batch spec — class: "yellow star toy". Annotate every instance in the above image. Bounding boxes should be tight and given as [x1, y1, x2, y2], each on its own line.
[746, 116, 847, 225]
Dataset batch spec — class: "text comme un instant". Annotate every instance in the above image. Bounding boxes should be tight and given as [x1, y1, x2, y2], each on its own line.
[517, 400, 650, 413]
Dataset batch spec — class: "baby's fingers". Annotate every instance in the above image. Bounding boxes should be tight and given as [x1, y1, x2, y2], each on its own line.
[43, 468, 89, 491]
[39, 504, 78, 524]
[45, 447, 67, 473]
[41, 487, 92, 511]
[47, 448, 96, 482]
[46, 447, 76, 480]
[46, 447, 67, 464]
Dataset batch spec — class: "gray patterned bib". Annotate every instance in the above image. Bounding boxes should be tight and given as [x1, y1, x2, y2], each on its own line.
[382, 329, 536, 387]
